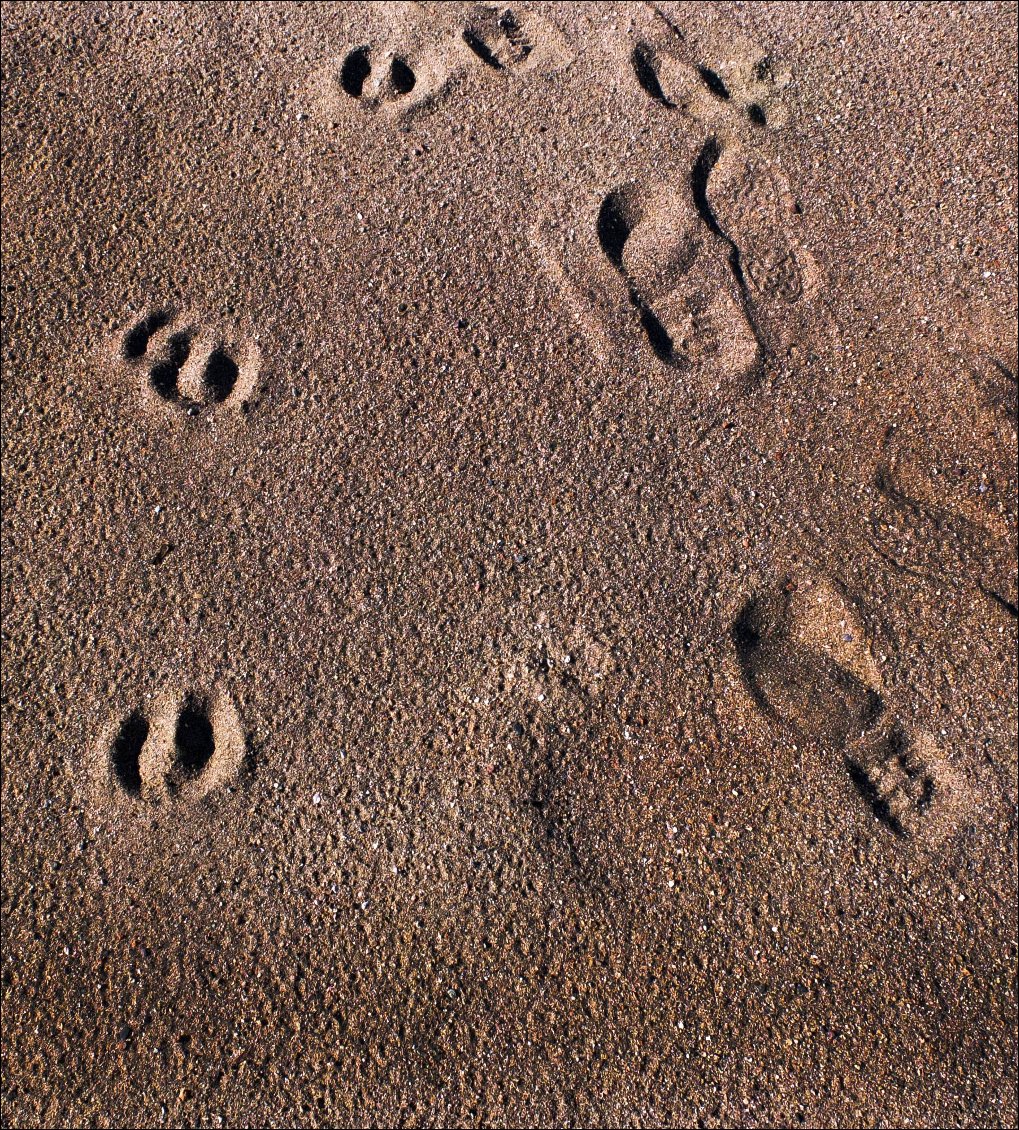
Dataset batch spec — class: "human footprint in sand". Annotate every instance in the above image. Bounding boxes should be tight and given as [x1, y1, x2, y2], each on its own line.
[597, 179, 762, 393]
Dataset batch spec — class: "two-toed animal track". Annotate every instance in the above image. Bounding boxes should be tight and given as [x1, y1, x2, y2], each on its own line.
[117, 308, 259, 416]
[98, 687, 246, 807]
[309, 4, 570, 124]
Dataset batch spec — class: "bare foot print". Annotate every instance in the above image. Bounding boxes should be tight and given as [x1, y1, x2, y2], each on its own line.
[116, 308, 259, 417]
[733, 571, 967, 840]
[97, 687, 247, 807]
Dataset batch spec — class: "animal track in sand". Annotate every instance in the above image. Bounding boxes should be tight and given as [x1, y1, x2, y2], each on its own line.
[116, 308, 258, 416]
[733, 572, 967, 839]
[308, 5, 570, 125]
[631, 29, 791, 133]
[98, 687, 246, 807]
[337, 45, 425, 109]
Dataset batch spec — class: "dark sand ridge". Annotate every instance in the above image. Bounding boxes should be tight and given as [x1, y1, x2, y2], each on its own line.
[1, 2, 1016, 1126]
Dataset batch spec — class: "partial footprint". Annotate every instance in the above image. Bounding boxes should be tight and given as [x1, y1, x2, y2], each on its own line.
[631, 34, 791, 133]
[461, 4, 570, 73]
[97, 687, 246, 806]
[116, 308, 259, 416]
[870, 356, 1018, 615]
[699, 144, 820, 357]
[733, 572, 967, 840]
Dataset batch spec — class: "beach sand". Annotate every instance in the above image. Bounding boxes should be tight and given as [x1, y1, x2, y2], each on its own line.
[1, 2, 1016, 1126]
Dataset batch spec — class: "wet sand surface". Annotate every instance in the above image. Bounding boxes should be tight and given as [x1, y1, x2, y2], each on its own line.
[1, 2, 1017, 1126]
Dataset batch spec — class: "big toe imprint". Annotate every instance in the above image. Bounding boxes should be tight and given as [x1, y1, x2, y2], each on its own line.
[733, 572, 966, 840]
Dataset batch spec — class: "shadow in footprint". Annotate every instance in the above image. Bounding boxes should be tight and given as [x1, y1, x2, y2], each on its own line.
[340, 46, 373, 97]
[149, 331, 193, 400]
[173, 696, 216, 781]
[122, 310, 172, 361]
[732, 576, 954, 838]
[339, 46, 416, 102]
[109, 712, 148, 796]
[202, 347, 240, 402]
[631, 44, 672, 107]
[596, 187, 678, 364]
[733, 595, 884, 747]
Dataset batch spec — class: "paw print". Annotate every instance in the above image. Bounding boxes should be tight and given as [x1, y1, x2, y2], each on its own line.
[98, 687, 246, 806]
[117, 308, 258, 416]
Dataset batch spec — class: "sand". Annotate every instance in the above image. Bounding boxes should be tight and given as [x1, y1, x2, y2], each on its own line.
[1, 2, 1016, 1126]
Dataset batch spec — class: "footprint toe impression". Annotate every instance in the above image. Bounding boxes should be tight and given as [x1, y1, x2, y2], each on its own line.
[733, 573, 961, 839]
[99, 688, 246, 807]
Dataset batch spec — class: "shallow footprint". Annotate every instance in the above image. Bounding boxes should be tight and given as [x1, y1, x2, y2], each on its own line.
[460, 4, 570, 73]
[702, 146, 819, 356]
[462, 5, 533, 69]
[869, 358, 1018, 616]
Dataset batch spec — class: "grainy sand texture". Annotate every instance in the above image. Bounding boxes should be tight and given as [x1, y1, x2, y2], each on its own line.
[1, 2, 1017, 1127]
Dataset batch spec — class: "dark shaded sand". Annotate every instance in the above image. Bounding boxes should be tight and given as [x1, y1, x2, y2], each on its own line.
[1, 2, 1016, 1126]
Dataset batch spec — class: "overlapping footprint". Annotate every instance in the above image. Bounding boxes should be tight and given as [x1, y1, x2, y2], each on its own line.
[595, 179, 762, 392]
[629, 14, 822, 359]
